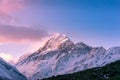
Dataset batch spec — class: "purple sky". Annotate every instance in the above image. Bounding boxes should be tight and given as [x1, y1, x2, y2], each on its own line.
[0, 0, 120, 62]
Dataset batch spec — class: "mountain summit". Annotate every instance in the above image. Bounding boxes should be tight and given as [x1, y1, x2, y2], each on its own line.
[41, 33, 74, 51]
[16, 33, 120, 80]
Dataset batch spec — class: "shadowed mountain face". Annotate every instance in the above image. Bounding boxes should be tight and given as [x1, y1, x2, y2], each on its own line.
[0, 58, 27, 80]
[43, 60, 120, 80]
[16, 33, 120, 80]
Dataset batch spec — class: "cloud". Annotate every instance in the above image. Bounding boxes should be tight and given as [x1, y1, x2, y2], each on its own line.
[0, 0, 25, 22]
[0, 52, 13, 62]
[0, 24, 48, 43]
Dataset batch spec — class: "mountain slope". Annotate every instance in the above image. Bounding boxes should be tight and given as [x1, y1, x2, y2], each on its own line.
[0, 57, 27, 80]
[43, 60, 120, 80]
[16, 33, 120, 80]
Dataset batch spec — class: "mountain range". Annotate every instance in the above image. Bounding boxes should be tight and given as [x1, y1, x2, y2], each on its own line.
[15, 33, 120, 80]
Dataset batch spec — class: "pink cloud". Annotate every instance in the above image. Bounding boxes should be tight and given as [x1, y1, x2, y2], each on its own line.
[0, 0, 25, 22]
[0, 24, 48, 43]
[0, 0, 24, 13]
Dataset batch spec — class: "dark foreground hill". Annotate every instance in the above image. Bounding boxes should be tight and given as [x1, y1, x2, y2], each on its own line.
[43, 60, 120, 80]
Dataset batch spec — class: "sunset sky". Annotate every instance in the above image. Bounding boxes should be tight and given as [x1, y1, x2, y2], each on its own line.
[0, 0, 120, 61]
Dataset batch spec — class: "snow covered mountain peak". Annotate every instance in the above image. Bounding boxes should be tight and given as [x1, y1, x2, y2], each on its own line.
[104, 47, 120, 59]
[16, 33, 120, 80]
[41, 33, 74, 51]
[74, 42, 91, 48]
[107, 47, 120, 53]
[51, 33, 67, 40]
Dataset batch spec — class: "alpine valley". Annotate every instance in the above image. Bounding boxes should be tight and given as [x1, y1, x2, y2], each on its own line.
[15, 33, 120, 80]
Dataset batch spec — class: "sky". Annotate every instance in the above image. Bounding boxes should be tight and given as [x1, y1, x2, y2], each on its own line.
[0, 0, 120, 62]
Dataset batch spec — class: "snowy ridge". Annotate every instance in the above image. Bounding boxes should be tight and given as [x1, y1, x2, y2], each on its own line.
[0, 57, 27, 80]
[16, 33, 120, 80]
